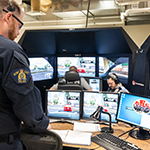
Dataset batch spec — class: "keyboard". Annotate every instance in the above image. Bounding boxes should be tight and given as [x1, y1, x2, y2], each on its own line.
[91, 132, 142, 150]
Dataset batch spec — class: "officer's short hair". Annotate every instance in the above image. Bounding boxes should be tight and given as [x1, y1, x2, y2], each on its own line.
[0, 0, 22, 19]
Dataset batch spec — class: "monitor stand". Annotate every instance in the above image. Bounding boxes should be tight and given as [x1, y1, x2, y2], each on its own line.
[129, 127, 150, 140]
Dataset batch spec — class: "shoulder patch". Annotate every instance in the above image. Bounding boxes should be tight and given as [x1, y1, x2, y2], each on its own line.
[11, 68, 31, 84]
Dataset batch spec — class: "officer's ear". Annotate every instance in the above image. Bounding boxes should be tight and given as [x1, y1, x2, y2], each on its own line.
[3, 11, 12, 24]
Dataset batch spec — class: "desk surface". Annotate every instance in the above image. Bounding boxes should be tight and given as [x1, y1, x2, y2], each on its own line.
[50, 121, 150, 150]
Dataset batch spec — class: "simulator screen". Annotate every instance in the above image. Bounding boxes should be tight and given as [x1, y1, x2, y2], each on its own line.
[29, 57, 53, 81]
[117, 93, 150, 130]
[99, 57, 129, 84]
[46, 90, 81, 120]
[57, 57, 95, 77]
[83, 92, 119, 123]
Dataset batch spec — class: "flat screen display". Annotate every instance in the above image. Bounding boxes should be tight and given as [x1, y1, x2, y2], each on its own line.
[84, 77, 102, 91]
[82, 91, 119, 123]
[117, 93, 150, 130]
[99, 57, 129, 84]
[29, 57, 53, 81]
[57, 57, 95, 77]
[46, 90, 81, 120]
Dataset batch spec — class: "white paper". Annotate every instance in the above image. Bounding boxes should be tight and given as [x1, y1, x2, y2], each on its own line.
[73, 122, 101, 132]
[51, 129, 68, 141]
[64, 130, 92, 145]
[52, 129, 92, 145]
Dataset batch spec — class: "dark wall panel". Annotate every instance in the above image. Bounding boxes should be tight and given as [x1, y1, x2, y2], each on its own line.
[20, 31, 56, 56]
[55, 31, 96, 55]
[95, 29, 131, 54]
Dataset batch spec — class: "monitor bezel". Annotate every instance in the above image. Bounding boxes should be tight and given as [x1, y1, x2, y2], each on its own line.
[45, 89, 82, 121]
[116, 92, 150, 130]
[81, 90, 119, 123]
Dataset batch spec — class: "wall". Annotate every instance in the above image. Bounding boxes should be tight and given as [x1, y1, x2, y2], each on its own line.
[16, 24, 150, 50]
[123, 24, 150, 48]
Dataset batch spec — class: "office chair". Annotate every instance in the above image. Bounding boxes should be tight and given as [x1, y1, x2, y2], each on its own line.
[58, 71, 83, 90]
[21, 126, 63, 150]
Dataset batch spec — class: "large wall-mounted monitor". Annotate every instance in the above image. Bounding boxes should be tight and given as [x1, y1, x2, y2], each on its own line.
[117, 92, 150, 140]
[46, 90, 82, 121]
[29, 57, 53, 81]
[82, 91, 119, 123]
[57, 57, 95, 77]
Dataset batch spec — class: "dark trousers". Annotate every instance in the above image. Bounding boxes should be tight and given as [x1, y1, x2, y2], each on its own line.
[0, 139, 27, 150]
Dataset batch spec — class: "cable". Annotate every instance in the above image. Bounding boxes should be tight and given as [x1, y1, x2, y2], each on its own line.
[118, 126, 137, 137]
[123, 133, 130, 140]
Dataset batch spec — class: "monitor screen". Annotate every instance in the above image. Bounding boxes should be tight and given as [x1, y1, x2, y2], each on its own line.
[117, 93, 150, 130]
[82, 91, 119, 123]
[84, 77, 102, 91]
[57, 57, 95, 77]
[28, 57, 53, 81]
[99, 57, 129, 84]
[46, 90, 81, 120]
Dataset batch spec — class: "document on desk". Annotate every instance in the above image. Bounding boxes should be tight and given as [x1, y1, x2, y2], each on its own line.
[73, 122, 101, 132]
[51, 129, 68, 141]
[52, 129, 92, 146]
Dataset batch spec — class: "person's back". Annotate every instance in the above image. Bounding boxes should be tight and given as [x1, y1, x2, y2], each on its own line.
[50, 66, 92, 91]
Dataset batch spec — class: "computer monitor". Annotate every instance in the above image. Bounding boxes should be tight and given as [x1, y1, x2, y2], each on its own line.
[46, 90, 82, 121]
[28, 57, 53, 81]
[57, 57, 95, 77]
[117, 92, 150, 140]
[84, 77, 102, 91]
[82, 91, 119, 123]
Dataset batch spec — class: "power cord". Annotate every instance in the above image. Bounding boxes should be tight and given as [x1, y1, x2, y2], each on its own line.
[118, 126, 137, 140]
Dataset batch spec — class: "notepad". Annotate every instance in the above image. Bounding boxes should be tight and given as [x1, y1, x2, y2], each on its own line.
[52, 129, 92, 146]
[73, 122, 101, 132]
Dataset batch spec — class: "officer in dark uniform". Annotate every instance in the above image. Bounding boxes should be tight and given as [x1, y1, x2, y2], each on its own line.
[0, 0, 51, 149]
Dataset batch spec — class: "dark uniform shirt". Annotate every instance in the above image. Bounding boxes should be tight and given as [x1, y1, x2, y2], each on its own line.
[0, 35, 49, 135]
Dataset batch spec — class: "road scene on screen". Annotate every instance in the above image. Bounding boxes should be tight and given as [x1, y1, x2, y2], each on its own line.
[57, 57, 95, 77]
[47, 91, 80, 120]
[29, 57, 53, 81]
[83, 92, 118, 123]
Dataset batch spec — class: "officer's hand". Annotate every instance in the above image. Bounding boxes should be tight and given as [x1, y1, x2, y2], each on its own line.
[47, 124, 51, 131]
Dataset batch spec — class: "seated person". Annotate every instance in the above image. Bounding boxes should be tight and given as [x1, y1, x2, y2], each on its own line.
[50, 66, 92, 91]
[107, 73, 129, 93]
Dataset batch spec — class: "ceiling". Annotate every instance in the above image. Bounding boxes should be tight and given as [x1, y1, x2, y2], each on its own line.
[20, 0, 150, 28]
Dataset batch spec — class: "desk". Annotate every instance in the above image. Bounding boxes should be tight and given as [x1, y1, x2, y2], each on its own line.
[50, 121, 150, 150]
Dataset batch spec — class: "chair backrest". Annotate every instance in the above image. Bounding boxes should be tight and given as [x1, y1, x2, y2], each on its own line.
[21, 127, 63, 150]
[58, 71, 83, 90]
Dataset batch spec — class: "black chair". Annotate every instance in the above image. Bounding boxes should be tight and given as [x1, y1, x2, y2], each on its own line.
[58, 71, 83, 90]
[21, 126, 63, 150]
